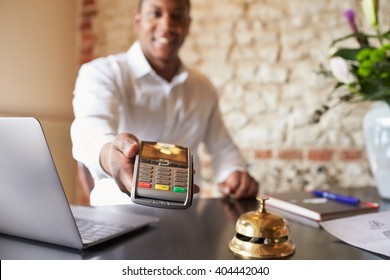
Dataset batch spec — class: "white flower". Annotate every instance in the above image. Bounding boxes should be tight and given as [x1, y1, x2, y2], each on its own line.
[329, 57, 356, 85]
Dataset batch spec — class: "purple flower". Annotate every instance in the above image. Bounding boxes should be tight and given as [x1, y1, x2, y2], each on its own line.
[344, 9, 358, 34]
[343, 9, 355, 20]
[343, 8, 368, 47]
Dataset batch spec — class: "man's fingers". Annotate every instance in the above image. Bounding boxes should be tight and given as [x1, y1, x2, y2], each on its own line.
[220, 171, 260, 199]
[222, 171, 240, 196]
[193, 184, 200, 194]
[232, 171, 249, 198]
[113, 133, 140, 158]
[113, 166, 134, 195]
[99, 133, 140, 195]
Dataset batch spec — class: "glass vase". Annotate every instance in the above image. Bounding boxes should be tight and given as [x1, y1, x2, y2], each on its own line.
[363, 101, 390, 200]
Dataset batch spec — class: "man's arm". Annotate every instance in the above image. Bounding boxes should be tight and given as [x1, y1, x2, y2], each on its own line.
[71, 61, 121, 180]
[201, 83, 260, 199]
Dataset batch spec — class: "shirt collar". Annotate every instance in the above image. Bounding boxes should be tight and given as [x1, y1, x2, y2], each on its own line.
[127, 41, 189, 86]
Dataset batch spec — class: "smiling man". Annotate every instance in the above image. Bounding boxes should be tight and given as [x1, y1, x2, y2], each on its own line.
[71, 0, 259, 205]
[135, 0, 191, 81]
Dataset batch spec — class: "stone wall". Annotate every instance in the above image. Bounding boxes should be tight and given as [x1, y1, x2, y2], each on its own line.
[78, 0, 390, 197]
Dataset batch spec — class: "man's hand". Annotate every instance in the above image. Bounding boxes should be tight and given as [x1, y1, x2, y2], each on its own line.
[219, 170, 259, 199]
[99, 133, 200, 196]
[100, 133, 140, 196]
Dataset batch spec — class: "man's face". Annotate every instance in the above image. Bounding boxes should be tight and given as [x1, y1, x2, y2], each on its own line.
[134, 0, 191, 66]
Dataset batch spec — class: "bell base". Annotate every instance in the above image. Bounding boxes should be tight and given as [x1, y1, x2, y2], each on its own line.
[229, 237, 295, 259]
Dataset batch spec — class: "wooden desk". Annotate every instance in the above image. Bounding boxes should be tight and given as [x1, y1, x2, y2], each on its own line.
[1, 187, 389, 260]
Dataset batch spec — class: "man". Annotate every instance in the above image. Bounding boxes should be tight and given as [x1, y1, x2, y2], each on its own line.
[71, 0, 259, 205]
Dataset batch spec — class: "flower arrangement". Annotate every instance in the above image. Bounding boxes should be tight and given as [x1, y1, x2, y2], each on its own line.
[313, 0, 390, 123]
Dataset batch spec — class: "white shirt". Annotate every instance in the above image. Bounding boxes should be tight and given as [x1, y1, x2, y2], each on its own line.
[71, 41, 245, 204]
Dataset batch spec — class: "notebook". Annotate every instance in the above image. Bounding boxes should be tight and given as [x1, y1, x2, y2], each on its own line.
[266, 190, 380, 222]
[0, 117, 159, 249]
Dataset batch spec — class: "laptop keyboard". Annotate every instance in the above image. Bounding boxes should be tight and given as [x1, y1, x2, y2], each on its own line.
[75, 218, 134, 244]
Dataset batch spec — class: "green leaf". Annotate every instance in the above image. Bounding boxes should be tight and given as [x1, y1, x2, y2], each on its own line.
[359, 78, 390, 99]
[376, 61, 390, 78]
[358, 61, 374, 77]
[370, 48, 386, 63]
[356, 48, 372, 61]
[331, 48, 362, 61]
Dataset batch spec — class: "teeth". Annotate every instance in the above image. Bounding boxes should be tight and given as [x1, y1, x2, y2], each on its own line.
[155, 37, 170, 44]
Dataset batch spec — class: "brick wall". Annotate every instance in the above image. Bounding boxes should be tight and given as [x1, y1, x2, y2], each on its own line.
[76, 0, 390, 197]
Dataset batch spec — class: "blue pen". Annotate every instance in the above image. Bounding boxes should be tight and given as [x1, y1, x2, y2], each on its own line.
[312, 190, 361, 205]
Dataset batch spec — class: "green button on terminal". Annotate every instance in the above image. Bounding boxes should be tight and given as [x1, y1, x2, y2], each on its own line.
[173, 186, 187, 193]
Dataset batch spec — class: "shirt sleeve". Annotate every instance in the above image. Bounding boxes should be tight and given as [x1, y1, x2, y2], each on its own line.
[70, 59, 120, 180]
[202, 86, 247, 183]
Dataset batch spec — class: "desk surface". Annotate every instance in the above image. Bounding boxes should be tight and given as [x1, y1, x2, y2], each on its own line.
[1, 187, 389, 260]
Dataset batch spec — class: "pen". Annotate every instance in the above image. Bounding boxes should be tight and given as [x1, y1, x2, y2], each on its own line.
[312, 190, 361, 205]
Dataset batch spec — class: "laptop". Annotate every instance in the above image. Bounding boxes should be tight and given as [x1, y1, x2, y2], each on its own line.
[0, 117, 159, 250]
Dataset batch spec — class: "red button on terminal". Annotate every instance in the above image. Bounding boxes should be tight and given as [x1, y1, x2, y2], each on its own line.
[138, 182, 152, 188]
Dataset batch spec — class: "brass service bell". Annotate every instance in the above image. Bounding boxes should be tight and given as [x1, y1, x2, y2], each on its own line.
[229, 195, 295, 259]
